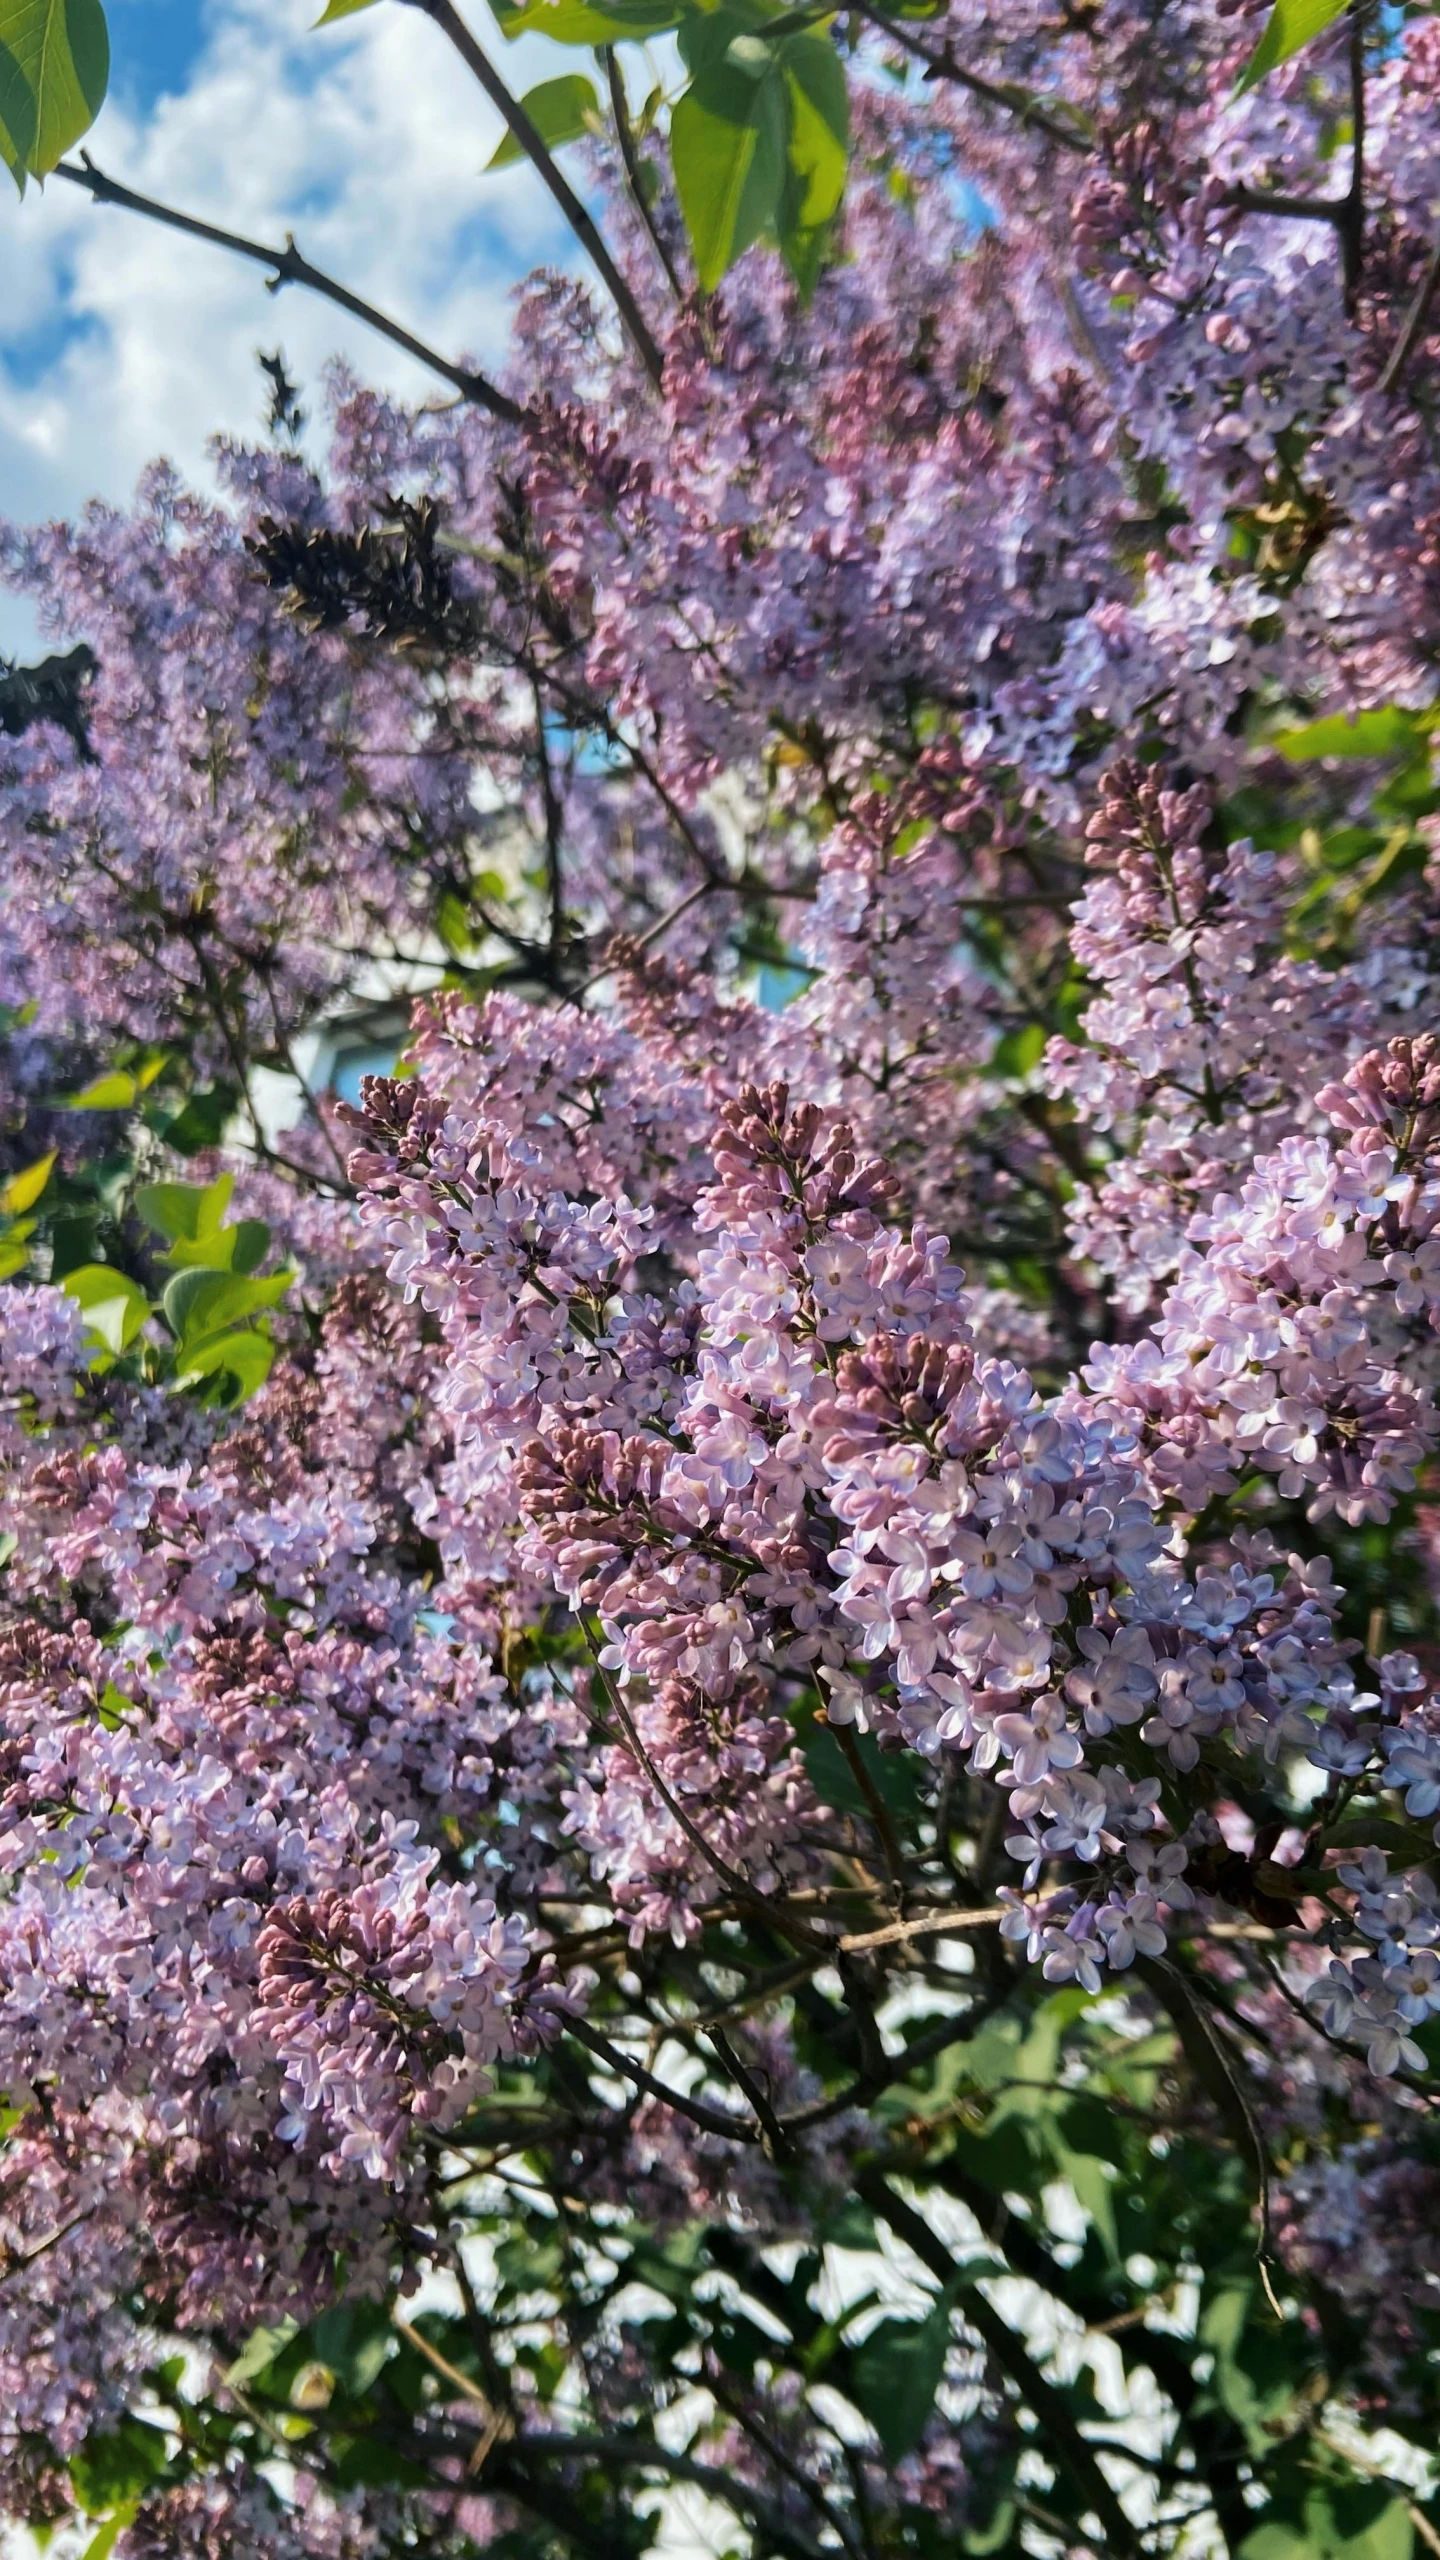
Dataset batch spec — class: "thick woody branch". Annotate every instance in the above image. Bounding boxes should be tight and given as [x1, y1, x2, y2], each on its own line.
[855, 2169, 1144, 2559]
[398, 0, 667, 386]
[1225, 186, 1349, 226]
[1227, 1, 1367, 306]
[562, 2011, 763, 2140]
[53, 154, 524, 426]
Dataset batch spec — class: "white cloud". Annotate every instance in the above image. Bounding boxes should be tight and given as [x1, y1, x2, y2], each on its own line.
[0, 0, 582, 650]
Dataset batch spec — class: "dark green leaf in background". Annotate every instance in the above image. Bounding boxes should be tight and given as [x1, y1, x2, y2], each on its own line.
[849, 2298, 953, 2459]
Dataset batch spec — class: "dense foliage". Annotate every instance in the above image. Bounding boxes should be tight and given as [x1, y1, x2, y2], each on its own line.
[8, 2, 1440, 2555]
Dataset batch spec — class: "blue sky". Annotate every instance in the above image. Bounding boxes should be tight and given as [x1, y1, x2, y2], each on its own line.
[108, 0, 216, 110]
[0, 0, 581, 653]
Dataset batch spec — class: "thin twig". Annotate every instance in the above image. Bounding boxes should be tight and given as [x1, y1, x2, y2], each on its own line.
[779, 1993, 1006, 2132]
[399, 0, 666, 386]
[564, 2010, 761, 2140]
[53, 155, 522, 424]
[0, 2207, 92, 2283]
[1145, 1956, 1285, 2302]
[848, 2, 1093, 153]
[1228, 5, 1367, 306]
[705, 2022, 795, 2156]
[829, 1721, 907, 1900]
[394, 2317, 496, 2415]
[532, 675, 567, 968]
[396, 2314, 512, 2471]
[583, 1630, 826, 1954]
[838, 1904, 1005, 1953]
[1315, 2428, 1440, 2557]
[573, 879, 718, 1001]
[1414, 2511, 1440, 2560]
[708, 2369, 866, 2560]
[1342, 0, 1367, 307]
[1380, 235, 1440, 394]
[602, 46, 686, 301]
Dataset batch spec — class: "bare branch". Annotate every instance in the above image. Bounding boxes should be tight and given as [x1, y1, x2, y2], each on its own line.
[704, 2022, 796, 2156]
[562, 2011, 762, 2140]
[53, 155, 523, 426]
[1227, 2, 1368, 305]
[398, 0, 667, 386]
[1225, 186, 1349, 226]
[838, 1903, 1004, 1953]
[531, 675, 568, 969]
[519, 2431, 828, 2560]
[855, 2169, 1144, 2559]
[572, 879, 718, 1001]
[602, 46, 687, 302]
[848, 3, 1094, 154]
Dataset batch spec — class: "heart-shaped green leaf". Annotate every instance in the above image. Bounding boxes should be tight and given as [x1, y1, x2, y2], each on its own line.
[0, 0, 109, 187]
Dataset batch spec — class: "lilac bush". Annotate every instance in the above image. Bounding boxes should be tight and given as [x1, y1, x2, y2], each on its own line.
[6, 2, 1440, 2554]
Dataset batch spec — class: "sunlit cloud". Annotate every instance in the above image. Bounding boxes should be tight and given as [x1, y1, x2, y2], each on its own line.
[0, 0, 578, 648]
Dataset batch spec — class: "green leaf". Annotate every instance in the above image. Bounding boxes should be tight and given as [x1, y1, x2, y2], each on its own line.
[69, 2416, 169, 2516]
[437, 888, 482, 959]
[964, 2501, 1019, 2555]
[0, 0, 109, 187]
[1201, 2279, 1319, 2442]
[1272, 707, 1433, 761]
[1236, 0, 1349, 91]
[671, 29, 788, 289]
[228, 1218, 271, 1276]
[990, 1023, 1047, 1079]
[80, 2517, 132, 2560]
[1, 1149, 55, 1213]
[490, 0, 683, 40]
[135, 1175, 234, 1246]
[777, 30, 846, 228]
[61, 1052, 165, 1112]
[314, 0, 378, 20]
[312, 2301, 397, 2397]
[225, 2317, 300, 2391]
[802, 1719, 924, 1828]
[155, 1083, 239, 1155]
[170, 1329, 277, 1403]
[1241, 2483, 1413, 2559]
[63, 1262, 151, 1356]
[161, 1266, 291, 1346]
[160, 1225, 238, 1272]
[486, 72, 601, 168]
[1054, 2129, 1119, 2263]
[63, 1070, 141, 1112]
[154, 1214, 271, 1276]
[775, 212, 834, 301]
[849, 2298, 952, 2459]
